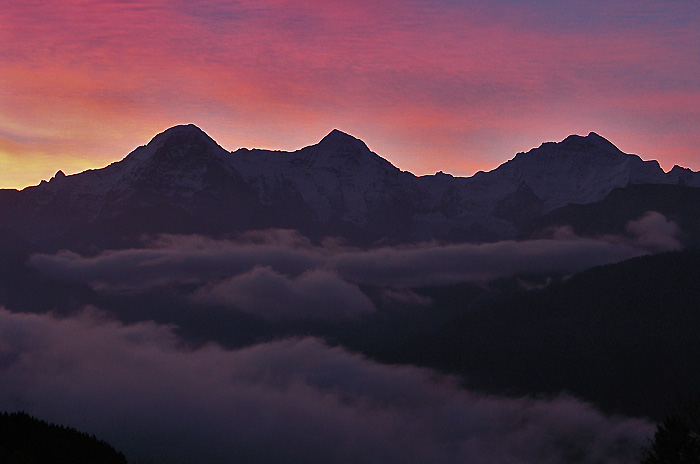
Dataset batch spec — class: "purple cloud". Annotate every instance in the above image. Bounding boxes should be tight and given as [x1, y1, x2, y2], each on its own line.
[329, 237, 644, 286]
[625, 211, 682, 252]
[192, 266, 375, 320]
[31, 230, 646, 289]
[0, 308, 652, 464]
[28, 230, 651, 322]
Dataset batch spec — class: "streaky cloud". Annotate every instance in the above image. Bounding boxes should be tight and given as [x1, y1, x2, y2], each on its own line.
[27, 229, 651, 322]
[31, 230, 647, 291]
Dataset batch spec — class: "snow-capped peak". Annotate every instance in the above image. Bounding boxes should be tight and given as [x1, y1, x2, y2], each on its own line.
[143, 124, 226, 158]
[552, 132, 623, 154]
[317, 129, 372, 154]
[35, 123, 239, 204]
[151, 123, 207, 138]
[466, 131, 672, 213]
[8, 125, 700, 247]
[584, 131, 622, 151]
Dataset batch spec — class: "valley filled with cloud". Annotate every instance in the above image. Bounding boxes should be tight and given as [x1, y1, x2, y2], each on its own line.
[0, 307, 653, 464]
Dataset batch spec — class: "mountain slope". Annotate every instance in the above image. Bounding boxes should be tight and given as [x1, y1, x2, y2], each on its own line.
[456, 132, 695, 217]
[229, 129, 425, 239]
[1, 125, 698, 248]
[352, 249, 700, 420]
[521, 183, 700, 247]
[0, 125, 265, 249]
[0, 411, 127, 464]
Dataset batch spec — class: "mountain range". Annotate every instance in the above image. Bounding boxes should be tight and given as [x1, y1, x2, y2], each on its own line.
[1, 124, 699, 250]
[2, 125, 700, 462]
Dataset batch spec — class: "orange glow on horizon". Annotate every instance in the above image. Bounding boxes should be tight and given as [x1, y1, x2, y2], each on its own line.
[1, 0, 699, 189]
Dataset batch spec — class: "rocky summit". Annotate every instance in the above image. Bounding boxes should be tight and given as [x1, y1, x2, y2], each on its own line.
[1, 125, 698, 249]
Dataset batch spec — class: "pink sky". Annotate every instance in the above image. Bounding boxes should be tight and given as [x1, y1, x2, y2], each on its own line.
[1, 0, 699, 189]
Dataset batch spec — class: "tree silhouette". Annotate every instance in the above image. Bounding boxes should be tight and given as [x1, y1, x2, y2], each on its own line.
[642, 397, 700, 464]
[0, 411, 127, 464]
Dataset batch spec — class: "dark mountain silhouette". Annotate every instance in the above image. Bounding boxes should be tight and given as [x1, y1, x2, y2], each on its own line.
[322, 249, 700, 421]
[521, 183, 700, 246]
[0, 411, 127, 464]
[1, 124, 699, 427]
[0, 125, 698, 250]
[0, 125, 263, 251]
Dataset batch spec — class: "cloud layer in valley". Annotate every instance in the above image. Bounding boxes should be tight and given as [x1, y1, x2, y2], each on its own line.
[29, 218, 674, 321]
[192, 266, 375, 320]
[0, 308, 652, 464]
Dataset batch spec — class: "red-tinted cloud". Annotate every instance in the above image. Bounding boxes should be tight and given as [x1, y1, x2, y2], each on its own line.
[1, 0, 698, 188]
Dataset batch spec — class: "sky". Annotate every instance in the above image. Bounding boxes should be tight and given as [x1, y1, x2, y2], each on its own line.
[1, 0, 699, 189]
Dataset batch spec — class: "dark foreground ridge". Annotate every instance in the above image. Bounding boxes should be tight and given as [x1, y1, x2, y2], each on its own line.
[0, 411, 127, 464]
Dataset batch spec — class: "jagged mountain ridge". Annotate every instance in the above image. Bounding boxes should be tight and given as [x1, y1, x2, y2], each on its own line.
[225, 126, 700, 241]
[470, 132, 673, 211]
[229, 128, 419, 226]
[0, 127, 250, 245]
[1, 124, 698, 248]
